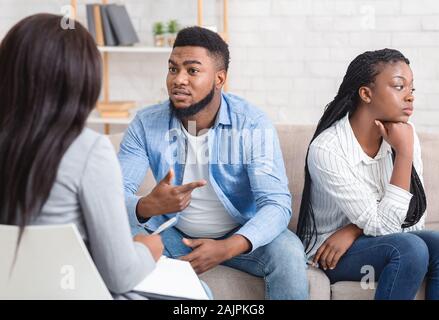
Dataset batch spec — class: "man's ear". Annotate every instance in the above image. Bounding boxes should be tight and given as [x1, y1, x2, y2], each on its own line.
[358, 86, 372, 104]
[215, 70, 227, 89]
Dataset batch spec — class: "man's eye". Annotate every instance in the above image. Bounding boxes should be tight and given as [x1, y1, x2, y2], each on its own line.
[189, 68, 199, 74]
[168, 67, 177, 73]
[395, 85, 404, 90]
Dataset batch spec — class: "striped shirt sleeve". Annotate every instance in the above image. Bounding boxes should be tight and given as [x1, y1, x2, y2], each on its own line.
[308, 144, 413, 236]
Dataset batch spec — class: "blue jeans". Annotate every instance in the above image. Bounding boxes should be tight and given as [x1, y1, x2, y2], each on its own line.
[323, 230, 439, 300]
[156, 226, 309, 300]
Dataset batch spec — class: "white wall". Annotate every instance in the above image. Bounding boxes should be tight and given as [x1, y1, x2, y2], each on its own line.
[226, 0, 439, 132]
[1, 0, 438, 132]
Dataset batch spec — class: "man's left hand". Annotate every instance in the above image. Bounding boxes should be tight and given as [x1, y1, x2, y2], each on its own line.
[180, 238, 230, 274]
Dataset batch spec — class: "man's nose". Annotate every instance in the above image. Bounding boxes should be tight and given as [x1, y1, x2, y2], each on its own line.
[173, 71, 188, 86]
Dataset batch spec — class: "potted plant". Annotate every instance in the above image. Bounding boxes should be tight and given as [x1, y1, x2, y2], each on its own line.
[167, 19, 180, 46]
[153, 22, 165, 47]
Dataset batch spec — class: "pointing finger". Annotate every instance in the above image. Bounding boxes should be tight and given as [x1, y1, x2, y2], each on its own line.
[176, 180, 207, 193]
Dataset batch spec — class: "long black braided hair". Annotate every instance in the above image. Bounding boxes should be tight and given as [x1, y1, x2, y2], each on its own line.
[297, 48, 427, 254]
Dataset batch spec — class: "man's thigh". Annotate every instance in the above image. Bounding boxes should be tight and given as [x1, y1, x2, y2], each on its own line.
[146, 226, 192, 258]
[222, 229, 307, 277]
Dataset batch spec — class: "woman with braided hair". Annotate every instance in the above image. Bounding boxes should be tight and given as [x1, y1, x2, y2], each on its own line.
[297, 48, 439, 299]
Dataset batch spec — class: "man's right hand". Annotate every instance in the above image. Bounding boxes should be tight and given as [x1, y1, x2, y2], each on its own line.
[136, 169, 207, 218]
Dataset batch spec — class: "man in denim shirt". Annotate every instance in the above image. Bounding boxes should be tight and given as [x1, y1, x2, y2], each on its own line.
[118, 26, 308, 299]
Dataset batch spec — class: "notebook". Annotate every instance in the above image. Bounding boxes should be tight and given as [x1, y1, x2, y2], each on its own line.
[133, 256, 209, 300]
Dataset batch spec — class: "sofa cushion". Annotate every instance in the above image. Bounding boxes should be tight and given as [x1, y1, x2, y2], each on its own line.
[199, 265, 330, 300]
[199, 265, 264, 300]
[275, 125, 315, 232]
[331, 280, 426, 300]
[418, 132, 439, 230]
[306, 266, 331, 300]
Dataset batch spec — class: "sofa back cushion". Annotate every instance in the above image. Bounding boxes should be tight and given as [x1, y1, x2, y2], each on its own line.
[275, 125, 314, 231]
[108, 125, 439, 233]
[417, 132, 439, 230]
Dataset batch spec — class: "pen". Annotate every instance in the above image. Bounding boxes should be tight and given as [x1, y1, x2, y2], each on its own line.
[152, 217, 178, 235]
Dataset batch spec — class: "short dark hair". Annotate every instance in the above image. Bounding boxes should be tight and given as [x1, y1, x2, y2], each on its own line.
[173, 26, 230, 71]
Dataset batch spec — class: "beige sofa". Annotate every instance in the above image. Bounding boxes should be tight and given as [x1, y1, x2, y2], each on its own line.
[109, 125, 439, 300]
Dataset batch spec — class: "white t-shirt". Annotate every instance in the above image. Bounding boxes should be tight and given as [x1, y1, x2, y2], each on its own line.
[175, 124, 239, 238]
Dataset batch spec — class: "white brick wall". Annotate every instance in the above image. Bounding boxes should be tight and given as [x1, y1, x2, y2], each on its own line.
[0, 0, 438, 132]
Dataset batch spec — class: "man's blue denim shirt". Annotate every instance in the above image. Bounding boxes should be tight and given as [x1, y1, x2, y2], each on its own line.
[118, 92, 292, 252]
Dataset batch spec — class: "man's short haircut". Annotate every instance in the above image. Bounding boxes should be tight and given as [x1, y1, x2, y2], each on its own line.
[173, 26, 230, 71]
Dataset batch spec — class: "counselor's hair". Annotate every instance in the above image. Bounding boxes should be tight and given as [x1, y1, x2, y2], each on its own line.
[0, 14, 102, 241]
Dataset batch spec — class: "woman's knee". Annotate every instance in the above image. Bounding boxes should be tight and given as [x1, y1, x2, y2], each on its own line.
[412, 231, 439, 260]
[385, 233, 429, 272]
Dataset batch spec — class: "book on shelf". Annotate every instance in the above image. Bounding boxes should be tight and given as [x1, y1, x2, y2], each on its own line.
[93, 4, 105, 46]
[85, 5, 96, 41]
[100, 5, 117, 46]
[106, 4, 140, 46]
[86, 3, 139, 47]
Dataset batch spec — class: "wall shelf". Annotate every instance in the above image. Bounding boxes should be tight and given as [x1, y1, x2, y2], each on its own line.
[87, 110, 135, 125]
[97, 46, 172, 53]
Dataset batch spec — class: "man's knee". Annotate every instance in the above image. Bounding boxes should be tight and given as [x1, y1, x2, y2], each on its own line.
[264, 230, 307, 266]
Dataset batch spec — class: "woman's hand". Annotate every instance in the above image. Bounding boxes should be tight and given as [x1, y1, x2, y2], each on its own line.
[133, 234, 164, 261]
[314, 224, 362, 270]
[375, 120, 414, 191]
[375, 120, 414, 157]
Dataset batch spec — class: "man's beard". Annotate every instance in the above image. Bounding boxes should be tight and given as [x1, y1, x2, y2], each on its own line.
[170, 86, 215, 120]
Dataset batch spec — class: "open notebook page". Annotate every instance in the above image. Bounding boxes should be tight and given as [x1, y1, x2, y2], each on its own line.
[134, 256, 209, 300]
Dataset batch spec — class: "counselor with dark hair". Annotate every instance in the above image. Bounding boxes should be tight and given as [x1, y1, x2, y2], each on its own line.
[0, 14, 164, 298]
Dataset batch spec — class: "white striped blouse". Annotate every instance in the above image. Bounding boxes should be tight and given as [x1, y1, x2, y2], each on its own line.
[306, 113, 425, 258]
